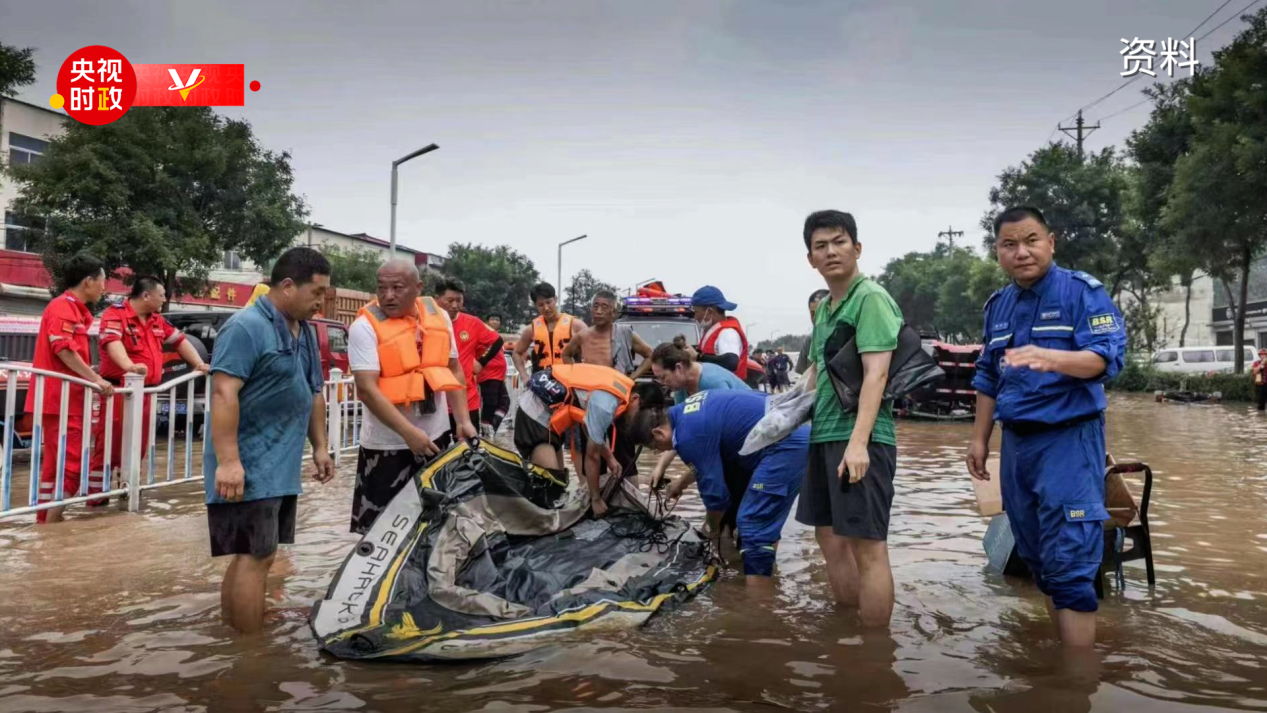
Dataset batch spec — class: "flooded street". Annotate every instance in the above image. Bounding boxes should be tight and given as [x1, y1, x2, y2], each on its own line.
[1, 392, 1266, 711]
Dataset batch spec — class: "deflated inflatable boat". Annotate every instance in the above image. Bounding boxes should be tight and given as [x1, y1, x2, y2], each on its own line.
[311, 441, 716, 662]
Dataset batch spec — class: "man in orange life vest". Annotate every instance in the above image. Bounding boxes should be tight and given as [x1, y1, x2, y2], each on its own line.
[687, 286, 749, 380]
[433, 277, 503, 434]
[513, 363, 664, 517]
[28, 254, 117, 524]
[512, 282, 586, 378]
[347, 261, 477, 534]
[89, 276, 210, 502]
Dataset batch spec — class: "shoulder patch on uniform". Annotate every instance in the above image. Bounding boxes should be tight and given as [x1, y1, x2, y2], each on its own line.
[983, 288, 1004, 312]
[1088, 313, 1120, 335]
[1071, 271, 1104, 290]
[685, 391, 708, 405]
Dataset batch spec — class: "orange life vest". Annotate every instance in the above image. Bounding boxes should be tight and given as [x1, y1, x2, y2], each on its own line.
[531, 314, 575, 371]
[700, 316, 749, 379]
[358, 297, 462, 404]
[545, 364, 634, 441]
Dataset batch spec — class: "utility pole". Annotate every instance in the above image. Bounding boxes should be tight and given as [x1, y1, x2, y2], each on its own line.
[938, 225, 964, 249]
[1058, 109, 1100, 159]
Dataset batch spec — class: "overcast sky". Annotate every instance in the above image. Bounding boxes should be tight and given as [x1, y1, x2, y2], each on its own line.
[2, 0, 1252, 341]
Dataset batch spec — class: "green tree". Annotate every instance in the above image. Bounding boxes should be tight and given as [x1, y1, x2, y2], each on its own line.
[878, 244, 1006, 343]
[0, 41, 36, 98]
[9, 107, 307, 304]
[980, 142, 1133, 292]
[1128, 80, 1201, 347]
[1161, 8, 1267, 373]
[320, 243, 382, 293]
[441, 243, 542, 328]
[564, 269, 617, 324]
[754, 334, 809, 352]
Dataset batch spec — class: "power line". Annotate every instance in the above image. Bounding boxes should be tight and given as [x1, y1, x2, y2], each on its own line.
[1070, 0, 1240, 117]
[1099, 97, 1153, 122]
[1093, 0, 1263, 124]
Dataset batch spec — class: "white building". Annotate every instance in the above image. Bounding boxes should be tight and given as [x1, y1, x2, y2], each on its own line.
[1, 96, 443, 313]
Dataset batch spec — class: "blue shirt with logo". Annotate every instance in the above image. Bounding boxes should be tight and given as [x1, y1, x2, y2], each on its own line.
[669, 389, 807, 514]
[673, 362, 750, 404]
[972, 264, 1126, 424]
[204, 296, 324, 504]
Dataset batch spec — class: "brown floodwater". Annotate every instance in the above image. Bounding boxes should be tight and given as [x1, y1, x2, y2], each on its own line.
[1, 392, 1266, 712]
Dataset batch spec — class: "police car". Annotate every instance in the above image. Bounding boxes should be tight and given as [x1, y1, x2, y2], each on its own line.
[615, 283, 701, 371]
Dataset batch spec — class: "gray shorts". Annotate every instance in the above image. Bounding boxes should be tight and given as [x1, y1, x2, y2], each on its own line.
[207, 495, 297, 558]
[795, 440, 897, 540]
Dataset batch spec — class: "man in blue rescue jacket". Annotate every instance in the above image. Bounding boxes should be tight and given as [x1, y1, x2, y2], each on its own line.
[966, 206, 1126, 648]
[643, 389, 806, 587]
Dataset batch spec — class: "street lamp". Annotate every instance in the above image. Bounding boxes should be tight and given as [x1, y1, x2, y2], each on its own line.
[558, 234, 588, 297]
[390, 143, 440, 256]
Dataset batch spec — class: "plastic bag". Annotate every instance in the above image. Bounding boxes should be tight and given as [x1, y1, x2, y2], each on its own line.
[739, 380, 815, 455]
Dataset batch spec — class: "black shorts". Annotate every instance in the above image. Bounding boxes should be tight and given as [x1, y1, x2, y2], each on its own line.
[479, 380, 511, 427]
[351, 432, 453, 535]
[795, 440, 897, 540]
[513, 414, 564, 460]
[207, 495, 297, 558]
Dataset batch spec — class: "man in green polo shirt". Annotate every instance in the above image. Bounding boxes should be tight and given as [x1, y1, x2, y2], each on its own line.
[797, 209, 903, 628]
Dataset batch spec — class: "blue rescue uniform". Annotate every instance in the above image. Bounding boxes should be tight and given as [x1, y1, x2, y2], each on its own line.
[669, 390, 807, 576]
[972, 264, 1126, 612]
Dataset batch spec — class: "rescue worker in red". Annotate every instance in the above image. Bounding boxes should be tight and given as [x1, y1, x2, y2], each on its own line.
[687, 286, 749, 380]
[434, 277, 503, 434]
[89, 276, 210, 501]
[28, 253, 115, 524]
[512, 282, 586, 378]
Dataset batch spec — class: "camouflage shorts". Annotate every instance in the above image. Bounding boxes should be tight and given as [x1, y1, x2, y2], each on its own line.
[351, 434, 453, 535]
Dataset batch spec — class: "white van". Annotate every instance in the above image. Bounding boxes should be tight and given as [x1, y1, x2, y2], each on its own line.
[1150, 346, 1256, 373]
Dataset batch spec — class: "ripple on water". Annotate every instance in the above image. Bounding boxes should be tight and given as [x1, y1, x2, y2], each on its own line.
[1, 395, 1266, 711]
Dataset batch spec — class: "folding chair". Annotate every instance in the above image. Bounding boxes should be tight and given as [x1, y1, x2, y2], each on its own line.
[1095, 459, 1155, 598]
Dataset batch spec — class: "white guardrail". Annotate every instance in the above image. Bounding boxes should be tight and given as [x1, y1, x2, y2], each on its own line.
[0, 364, 361, 521]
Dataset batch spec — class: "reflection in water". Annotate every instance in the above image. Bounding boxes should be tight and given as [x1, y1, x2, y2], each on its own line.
[2, 394, 1267, 711]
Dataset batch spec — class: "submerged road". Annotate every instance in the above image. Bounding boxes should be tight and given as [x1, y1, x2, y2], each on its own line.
[0, 392, 1266, 711]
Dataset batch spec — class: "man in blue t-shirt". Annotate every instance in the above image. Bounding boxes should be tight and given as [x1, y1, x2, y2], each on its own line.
[647, 342, 751, 485]
[640, 389, 807, 585]
[204, 247, 337, 634]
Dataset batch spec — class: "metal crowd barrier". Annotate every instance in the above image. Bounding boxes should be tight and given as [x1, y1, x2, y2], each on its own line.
[1, 363, 362, 521]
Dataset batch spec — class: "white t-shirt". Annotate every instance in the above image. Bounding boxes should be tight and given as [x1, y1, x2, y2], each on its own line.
[703, 323, 744, 357]
[349, 312, 459, 450]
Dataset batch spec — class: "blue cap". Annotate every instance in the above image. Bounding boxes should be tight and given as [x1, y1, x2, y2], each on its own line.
[691, 286, 737, 311]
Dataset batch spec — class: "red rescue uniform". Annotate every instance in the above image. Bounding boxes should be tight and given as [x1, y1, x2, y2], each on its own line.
[89, 300, 186, 492]
[27, 292, 95, 521]
[450, 312, 500, 413]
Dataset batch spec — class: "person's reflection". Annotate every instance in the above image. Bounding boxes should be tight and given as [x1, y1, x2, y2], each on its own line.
[969, 608, 1102, 713]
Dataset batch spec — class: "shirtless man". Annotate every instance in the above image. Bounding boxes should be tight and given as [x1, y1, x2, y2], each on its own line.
[512, 282, 585, 378]
[561, 290, 654, 378]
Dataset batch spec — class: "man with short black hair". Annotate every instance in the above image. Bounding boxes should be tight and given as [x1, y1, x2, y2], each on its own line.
[434, 277, 501, 435]
[512, 283, 585, 377]
[29, 253, 115, 524]
[477, 313, 510, 437]
[967, 205, 1126, 648]
[89, 276, 209, 504]
[798, 209, 904, 628]
[796, 290, 830, 375]
[204, 246, 337, 634]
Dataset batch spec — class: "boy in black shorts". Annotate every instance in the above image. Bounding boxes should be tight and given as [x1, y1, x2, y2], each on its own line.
[797, 210, 903, 628]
